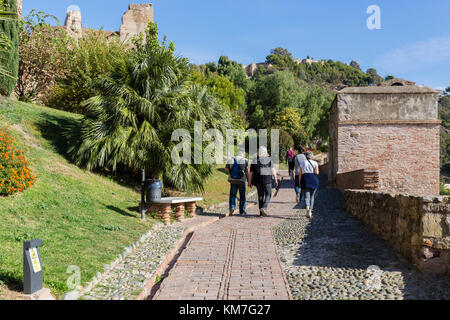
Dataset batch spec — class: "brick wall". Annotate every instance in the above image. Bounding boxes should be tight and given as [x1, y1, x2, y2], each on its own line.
[336, 168, 380, 192]
[345, 190, 450, 275]
[337, 123, 440, 195]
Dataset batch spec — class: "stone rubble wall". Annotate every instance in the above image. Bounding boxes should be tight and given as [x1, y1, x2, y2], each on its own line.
[344, 190, 450, 275]
[17, 0, 22, 19]
[119, 4, 154, 42]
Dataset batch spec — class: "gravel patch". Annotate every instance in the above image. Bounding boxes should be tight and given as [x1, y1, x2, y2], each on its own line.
[274, 178, 450, 300]
[81, 225, 185, 300]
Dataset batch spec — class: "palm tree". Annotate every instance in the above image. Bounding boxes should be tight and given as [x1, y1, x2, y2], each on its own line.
[68, 23, 231, 192]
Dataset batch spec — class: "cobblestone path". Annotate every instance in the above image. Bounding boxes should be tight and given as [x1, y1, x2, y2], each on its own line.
[274, 176, 450, 300]
[153, 173, 450, 300]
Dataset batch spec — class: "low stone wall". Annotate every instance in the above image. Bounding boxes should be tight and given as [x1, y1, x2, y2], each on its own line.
[319, 162, 328, 175]
[337, 169, 380, 192]
[344, 190, 450, 274]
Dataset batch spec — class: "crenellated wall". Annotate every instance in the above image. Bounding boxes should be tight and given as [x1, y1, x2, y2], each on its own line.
[345, 190, 450, 275]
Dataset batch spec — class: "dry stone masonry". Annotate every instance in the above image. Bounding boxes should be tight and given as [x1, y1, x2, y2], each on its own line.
[60, 3, 154, 41]
[17, 0, 22, 19]
[65, 7, 82, 35]
[119, 4, 154, 42]
[345, 191, 450, 275]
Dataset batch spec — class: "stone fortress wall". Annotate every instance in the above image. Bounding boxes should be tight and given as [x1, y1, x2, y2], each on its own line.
[46, 2, 154, 41]
[328, 80, 449, 274]
[17, 0, 22, 19]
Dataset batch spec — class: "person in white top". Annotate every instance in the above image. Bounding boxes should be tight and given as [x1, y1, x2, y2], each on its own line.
[294, 147, 307, 203]
[299, 151, 320, 218]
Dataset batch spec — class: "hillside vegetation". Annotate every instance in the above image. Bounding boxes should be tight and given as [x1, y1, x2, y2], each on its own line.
[0, 99, 157, 297]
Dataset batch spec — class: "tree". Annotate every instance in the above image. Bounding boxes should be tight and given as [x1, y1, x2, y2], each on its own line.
[15, 10, 70, 102]
[68, 23, 232, 192]
[190, 70, 246, 129]
[385, 75, 395, 81]
[366, 68, 383, 86]
[266, 47, 294, 69]
[43, 29, 127, 112]
[247, 71, 306, 129]
[349, 60, 361, 71]
[272, 107, 305, 137]
[217, 56, 250, 91]
[0, 0, 19, 96]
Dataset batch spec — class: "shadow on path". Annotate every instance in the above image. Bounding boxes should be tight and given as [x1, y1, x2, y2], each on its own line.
[276, 175, 450, 300]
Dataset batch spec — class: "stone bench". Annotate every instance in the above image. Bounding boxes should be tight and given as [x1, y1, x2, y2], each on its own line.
[150, 197, 203, 225]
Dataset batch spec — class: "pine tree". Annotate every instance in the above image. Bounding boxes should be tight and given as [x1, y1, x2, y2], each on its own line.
[0, 0, 19, 96]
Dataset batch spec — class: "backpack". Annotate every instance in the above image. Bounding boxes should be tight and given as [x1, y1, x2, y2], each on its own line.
[253, 157, 271, 181]
[231, 158, 244, 179]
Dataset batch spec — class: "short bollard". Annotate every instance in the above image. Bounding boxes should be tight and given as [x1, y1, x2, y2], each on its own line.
[23, 239, 43, 295]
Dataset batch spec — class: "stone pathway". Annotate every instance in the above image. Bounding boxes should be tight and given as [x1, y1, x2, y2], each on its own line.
[152, 175, 294, 300]
[153, 173, 449, 301]
[274, 175, 450, 300]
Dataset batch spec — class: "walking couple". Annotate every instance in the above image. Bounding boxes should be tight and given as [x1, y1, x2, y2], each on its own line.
[293, 148, 319, 218]
[226, 147, 278, 217]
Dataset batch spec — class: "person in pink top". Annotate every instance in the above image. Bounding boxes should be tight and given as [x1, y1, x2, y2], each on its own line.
[286, 147, 296, 180]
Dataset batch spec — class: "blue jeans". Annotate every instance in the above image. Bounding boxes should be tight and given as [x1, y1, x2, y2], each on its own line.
[304, 188, 317, 210]
[295, 175, 305, 202]
[230, 183, 247, 214]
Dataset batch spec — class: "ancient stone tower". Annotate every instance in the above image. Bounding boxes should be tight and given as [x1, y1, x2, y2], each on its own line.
[328, 85, 441, 195]
[119, 4, 154, 42]
[64, 5, 82, 35]
[17, 0, 22, 19]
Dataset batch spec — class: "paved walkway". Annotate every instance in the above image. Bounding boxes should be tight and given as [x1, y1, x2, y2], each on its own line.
[153, 173, 295, 300]
[152, 172, 450, 301]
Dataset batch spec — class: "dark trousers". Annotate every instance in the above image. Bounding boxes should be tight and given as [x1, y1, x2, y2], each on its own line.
[256, 183, 272, 210]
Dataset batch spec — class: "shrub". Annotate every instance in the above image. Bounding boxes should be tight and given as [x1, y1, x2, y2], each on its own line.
[43, 29, 127, 113]
[0, 0, 19, 96]
[320, 145, 329, 153]
[0, 128, 37, 195]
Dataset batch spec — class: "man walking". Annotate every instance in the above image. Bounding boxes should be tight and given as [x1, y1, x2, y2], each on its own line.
[249, 146, 278, 217]
[226, 148, 250, 216]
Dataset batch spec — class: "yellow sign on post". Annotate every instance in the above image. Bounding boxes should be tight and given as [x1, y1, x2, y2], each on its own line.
[29, 248, 41, 273]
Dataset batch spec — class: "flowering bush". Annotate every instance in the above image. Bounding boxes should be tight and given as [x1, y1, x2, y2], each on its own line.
[0, 128, 37, 195]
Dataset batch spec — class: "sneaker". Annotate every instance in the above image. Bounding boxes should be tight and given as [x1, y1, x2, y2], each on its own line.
[306, 209, 312, 219]
[296, 193, 300, 203]
[260, 209, 268, 217]
[229, 209, 235, 217]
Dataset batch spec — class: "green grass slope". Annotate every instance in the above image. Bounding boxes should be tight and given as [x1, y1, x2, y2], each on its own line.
[0, 99, 156, 298]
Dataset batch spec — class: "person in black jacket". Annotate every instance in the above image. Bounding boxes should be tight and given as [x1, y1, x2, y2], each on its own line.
[249, 147, 278, 217]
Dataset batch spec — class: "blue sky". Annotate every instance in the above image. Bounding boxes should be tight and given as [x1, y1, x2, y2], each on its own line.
[23, 0, 450, 89]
